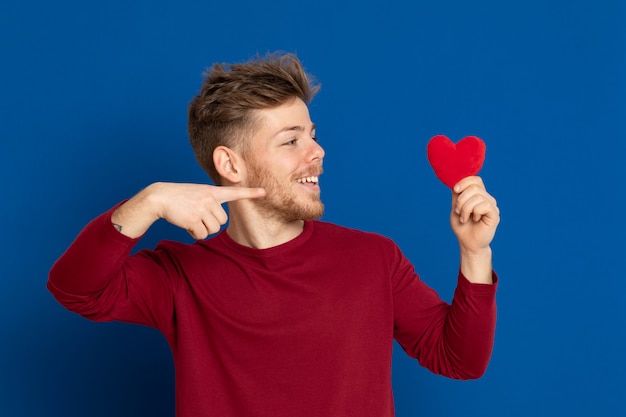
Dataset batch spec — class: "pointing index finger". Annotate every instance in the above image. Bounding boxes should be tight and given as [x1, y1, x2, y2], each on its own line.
[215, 186, 266, 204]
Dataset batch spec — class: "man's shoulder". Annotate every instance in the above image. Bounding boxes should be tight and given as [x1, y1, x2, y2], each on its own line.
[151, 237, 211, 259]
[144, 236, 236, 272]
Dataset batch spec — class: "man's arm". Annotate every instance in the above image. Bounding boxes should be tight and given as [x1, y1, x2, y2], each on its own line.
[50, 181, 266, 294]
[111, 182, 266, 239]
[48, 182, 266, 323]
[393, 262, 497, 380]
[393, 176, 499, 379]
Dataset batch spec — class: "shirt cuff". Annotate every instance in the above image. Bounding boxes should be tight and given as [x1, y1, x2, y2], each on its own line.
[457, 270, 498, 296]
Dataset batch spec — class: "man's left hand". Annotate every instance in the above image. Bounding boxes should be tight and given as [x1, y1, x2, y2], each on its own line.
[451, 176, 500, 255]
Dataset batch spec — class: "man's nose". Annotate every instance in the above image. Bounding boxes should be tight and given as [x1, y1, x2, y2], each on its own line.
[307, 138, 325, 162]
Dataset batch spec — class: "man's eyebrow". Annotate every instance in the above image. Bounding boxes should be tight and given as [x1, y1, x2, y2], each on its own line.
[273, 123, 316, 137]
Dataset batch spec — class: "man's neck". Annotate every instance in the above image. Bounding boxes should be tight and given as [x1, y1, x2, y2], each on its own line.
[226, 203, 305, 249]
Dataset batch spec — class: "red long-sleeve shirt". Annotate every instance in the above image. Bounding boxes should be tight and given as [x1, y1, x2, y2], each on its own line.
[48, 206, 497, 417]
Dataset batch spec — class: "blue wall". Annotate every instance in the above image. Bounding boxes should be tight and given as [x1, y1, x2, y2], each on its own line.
[2, 1, 624, 416]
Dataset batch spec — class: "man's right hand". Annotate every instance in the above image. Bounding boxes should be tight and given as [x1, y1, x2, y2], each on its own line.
[111, 182, 266, 239]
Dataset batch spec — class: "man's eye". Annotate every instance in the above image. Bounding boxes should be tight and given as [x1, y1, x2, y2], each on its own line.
[284, 139, 297, 146]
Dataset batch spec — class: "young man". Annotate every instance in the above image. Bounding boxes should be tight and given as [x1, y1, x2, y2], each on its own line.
[49, 52, 500, 417]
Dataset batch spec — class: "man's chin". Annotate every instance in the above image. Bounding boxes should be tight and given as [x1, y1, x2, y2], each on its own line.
[289, 202, 324, 222]
[303, 200, 324, 220]
[302, 210, 324, 221]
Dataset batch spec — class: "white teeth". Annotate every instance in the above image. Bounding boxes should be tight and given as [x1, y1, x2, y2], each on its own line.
[297, 176, 319, 184]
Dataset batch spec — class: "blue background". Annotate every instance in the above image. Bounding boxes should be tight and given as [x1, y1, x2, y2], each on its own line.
[2, 0, 624, 416]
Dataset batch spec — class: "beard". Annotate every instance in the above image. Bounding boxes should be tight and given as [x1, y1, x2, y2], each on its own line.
[245, 159, 324, 222]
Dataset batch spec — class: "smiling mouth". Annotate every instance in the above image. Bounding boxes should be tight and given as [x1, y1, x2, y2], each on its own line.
[295, 176, 319, 185]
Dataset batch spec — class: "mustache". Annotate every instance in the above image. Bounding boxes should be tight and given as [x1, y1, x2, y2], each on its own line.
[294, 166, 324, 178]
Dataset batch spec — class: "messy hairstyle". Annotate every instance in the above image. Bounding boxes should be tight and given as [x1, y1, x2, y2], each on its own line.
[188, 52, 320, 184]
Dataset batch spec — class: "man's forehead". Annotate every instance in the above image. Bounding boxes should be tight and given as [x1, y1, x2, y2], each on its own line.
[252, 101, 315, 137]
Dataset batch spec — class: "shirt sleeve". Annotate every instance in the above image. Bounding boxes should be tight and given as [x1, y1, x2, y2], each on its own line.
[391, 244, 497, 380]
[47, 204, 178, 332]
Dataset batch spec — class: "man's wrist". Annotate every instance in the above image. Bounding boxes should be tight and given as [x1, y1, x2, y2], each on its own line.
[460, 246, 493, 284]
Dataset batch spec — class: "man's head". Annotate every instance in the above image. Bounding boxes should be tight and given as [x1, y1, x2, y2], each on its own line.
[237, 97, 325, 222]
[188, 52, 319, 185]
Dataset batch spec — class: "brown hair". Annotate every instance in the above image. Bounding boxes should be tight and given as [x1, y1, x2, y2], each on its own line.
[188, 52, 320, 184]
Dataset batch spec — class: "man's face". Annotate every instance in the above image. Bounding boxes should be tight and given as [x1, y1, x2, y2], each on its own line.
[242, 97, 325, 222]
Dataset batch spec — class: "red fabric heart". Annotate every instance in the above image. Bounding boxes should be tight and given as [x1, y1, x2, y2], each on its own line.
[427, 135, 486, 188]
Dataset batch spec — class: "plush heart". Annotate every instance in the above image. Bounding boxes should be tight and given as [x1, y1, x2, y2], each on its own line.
[427, 135, 486, 188]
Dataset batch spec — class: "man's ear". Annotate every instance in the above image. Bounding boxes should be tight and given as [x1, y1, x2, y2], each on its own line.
[214, 146, 245, 184]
